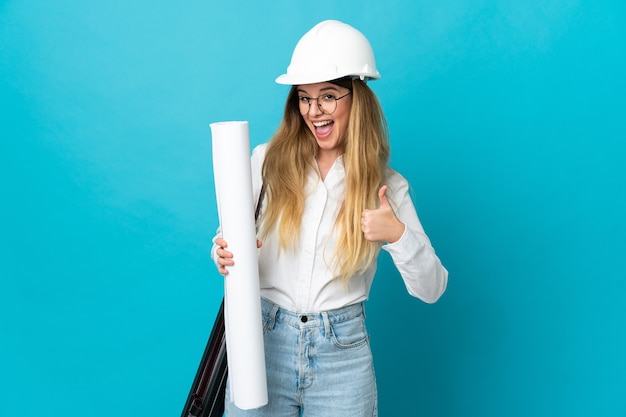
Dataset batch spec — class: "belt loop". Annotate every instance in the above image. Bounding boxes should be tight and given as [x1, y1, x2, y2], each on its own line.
[270, 303, 279, 330]
[321, 311, 331, 339]
[265, 301, 279, 331]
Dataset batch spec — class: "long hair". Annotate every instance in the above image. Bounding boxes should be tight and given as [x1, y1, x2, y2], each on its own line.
[260, 79, 390, 281]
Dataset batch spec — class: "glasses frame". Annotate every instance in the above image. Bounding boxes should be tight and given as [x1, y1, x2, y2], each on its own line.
[297, 92, 352, 115]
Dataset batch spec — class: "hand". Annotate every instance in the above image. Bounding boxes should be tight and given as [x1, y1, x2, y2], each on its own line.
[215, 237, 262, 276]
[361, 185, 405, 243]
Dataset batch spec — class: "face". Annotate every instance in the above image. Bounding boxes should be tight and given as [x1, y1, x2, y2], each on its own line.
[296, 82, 352, 158]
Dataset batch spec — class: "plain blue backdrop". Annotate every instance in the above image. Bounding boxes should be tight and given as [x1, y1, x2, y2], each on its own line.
[1, 1, 625, 416]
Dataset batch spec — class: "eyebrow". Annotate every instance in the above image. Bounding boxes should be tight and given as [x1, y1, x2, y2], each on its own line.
[296, 86, 341, 95]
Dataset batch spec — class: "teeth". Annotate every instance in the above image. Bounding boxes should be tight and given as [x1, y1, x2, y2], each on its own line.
[313, 120, 333, 127]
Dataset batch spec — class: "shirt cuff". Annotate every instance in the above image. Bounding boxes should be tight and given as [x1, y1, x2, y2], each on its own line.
[382, 224, 424, 264]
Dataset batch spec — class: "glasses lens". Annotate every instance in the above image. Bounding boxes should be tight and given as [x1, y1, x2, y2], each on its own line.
[319, 96, 337, 114]
[298, 97, 309, 114]
[298, 95, 340, 115]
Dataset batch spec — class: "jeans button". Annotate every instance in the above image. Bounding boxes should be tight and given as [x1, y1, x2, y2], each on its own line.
[300, 315, 308, 323]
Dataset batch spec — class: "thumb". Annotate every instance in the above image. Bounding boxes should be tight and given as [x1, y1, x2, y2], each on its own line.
[378, 185, 390, 208]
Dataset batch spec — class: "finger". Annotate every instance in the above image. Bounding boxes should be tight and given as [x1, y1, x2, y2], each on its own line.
[378, 185, 390, 208]
[217, 248, 234, 259]
[360, 213, 371, 234]
[257, 239, 263, 249]
[361, 209, 374, 230]
[215, 238, 228, 248]
[217, 256, 234, 267]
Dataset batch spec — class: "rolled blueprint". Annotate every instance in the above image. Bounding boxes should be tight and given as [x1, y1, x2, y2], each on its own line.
[210, 121, 268, 410]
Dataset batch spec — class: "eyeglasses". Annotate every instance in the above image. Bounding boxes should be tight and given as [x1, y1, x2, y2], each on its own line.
[297, 92, 352, 115]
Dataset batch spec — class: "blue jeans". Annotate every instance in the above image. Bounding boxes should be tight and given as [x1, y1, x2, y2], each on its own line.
[225, 298, 378, 417]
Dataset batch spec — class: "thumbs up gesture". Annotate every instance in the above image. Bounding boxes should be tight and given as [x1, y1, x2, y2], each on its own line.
[361, 185, 406, 243]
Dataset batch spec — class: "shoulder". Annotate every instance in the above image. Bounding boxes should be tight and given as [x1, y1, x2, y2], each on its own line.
[252, 143, 268, 159]
[251, 143, 269, 167]
[385, 167, 410, 194]
[250, 143, 269, 182]
[386, 168, 415, 211]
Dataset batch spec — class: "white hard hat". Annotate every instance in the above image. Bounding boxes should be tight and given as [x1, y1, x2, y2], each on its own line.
[276, 20, 381, 85]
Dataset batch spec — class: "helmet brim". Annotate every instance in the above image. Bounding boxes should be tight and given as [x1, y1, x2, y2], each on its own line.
[275, 72, 380, 86]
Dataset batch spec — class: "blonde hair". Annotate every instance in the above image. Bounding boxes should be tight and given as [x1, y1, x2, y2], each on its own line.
[260, 79, 390, 280]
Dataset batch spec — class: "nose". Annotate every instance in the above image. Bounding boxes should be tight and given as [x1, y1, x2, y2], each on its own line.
[307, 98, 323, 116]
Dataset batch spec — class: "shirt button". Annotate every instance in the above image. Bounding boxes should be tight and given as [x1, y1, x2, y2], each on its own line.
[300, 315, 308, 323]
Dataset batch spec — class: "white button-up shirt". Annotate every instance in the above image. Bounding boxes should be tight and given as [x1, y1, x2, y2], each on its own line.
[213, 143, 448, 313]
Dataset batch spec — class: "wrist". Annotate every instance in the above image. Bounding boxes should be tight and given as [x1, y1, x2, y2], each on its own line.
[387, 222, 406, 244]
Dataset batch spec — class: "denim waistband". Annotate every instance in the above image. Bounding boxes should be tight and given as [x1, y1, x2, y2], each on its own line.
[261, 297, 365, 331]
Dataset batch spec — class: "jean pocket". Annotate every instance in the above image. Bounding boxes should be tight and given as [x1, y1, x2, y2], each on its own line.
[330, 315, 369, 349]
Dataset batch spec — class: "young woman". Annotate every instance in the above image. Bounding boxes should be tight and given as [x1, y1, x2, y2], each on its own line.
[213, 20, 448, 417]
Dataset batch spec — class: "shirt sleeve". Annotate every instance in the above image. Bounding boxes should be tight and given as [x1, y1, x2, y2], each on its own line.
[382, 171, 448, 303]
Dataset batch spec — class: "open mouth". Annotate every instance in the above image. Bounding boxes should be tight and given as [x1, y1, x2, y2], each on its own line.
[313, 120, 334, 138]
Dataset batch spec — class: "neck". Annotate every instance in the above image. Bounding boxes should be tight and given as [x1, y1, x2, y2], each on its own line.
[316, 149, 341, 180]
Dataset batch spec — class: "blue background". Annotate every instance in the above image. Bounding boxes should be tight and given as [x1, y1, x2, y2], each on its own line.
[1, 1, 625, 416]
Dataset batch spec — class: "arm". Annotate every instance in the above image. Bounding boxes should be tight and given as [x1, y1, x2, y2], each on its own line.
[361, 172, 448, 303]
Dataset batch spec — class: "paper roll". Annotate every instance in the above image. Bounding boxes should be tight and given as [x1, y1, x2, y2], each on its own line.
[210, 121, 268, 410]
